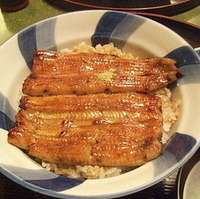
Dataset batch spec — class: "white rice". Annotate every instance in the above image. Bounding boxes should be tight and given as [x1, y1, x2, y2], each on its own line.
[41, 43, 181, 179]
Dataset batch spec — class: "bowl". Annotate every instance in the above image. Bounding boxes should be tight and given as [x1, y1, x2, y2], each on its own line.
[177, 147, 200, 199]
[0, 10, 200, 199]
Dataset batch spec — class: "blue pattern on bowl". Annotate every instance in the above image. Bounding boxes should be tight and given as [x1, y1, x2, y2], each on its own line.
[0, 93, 15, 130]
[165, 46, 200, 67]
[164, 46, 200, 85]
[153, 133, 197, 175]
[164, 133, 196, 162]
[1, 164, 84, 192]
[27, 176, 84, 191]
[18, 19, 57, 69]
[92, 11, 145, 48]
[18, 26, 37, 69]
[0, 111, 14, 131]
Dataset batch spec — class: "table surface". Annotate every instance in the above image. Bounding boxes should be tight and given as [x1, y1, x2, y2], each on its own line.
[1, 0, 200, 45]
[0, 1, 200, 199]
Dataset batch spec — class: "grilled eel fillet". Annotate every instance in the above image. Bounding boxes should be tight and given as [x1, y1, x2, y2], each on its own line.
[8, 92, 163, 167]
[22, 51, 179, 95]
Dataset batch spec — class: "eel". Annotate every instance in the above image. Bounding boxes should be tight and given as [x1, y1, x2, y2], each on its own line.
[22, 51, 179, 95]
[8, 49, 179, 168]
[8, 92, 163, 167]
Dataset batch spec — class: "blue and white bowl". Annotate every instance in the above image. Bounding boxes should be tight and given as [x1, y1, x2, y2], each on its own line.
[0, 10, 200, 199]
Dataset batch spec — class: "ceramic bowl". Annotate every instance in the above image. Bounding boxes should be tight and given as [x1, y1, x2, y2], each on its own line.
[0, 10, 200, 199]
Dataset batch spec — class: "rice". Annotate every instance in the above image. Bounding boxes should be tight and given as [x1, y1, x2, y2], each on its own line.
[60, 42, 135, 59]
[155, 88, 181, 133]
[41, 42, 181, 179]
[42, 162, 125, 179]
